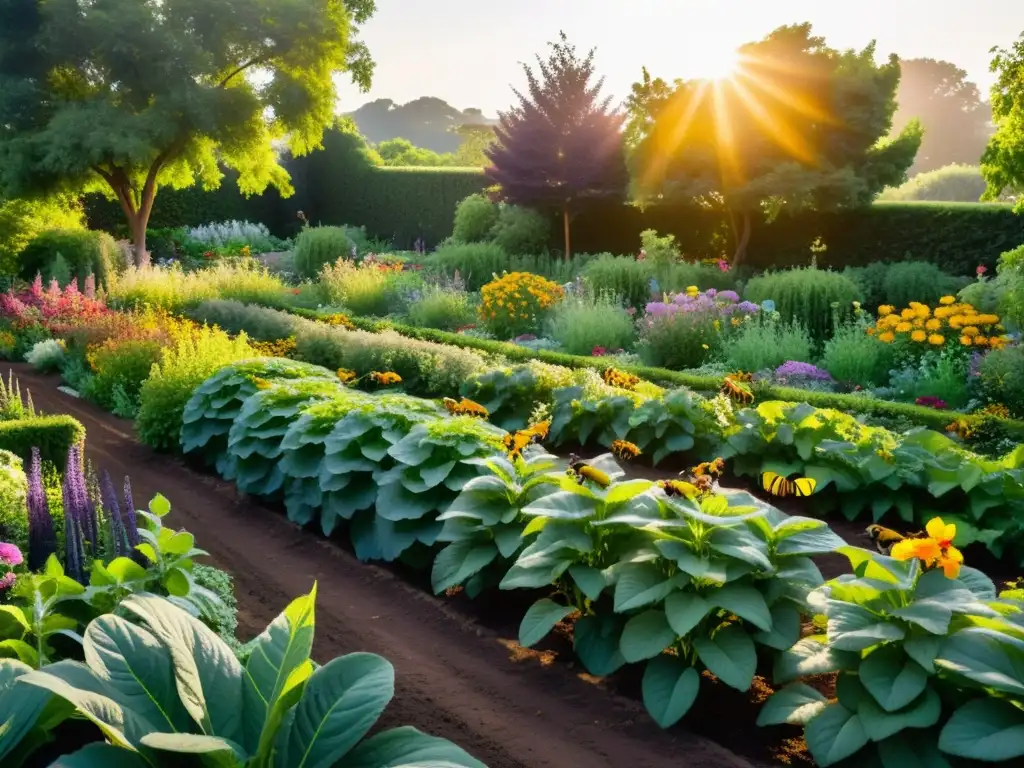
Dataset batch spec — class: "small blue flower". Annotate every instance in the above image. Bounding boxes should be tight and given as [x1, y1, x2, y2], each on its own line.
[761, 299, 776, 313]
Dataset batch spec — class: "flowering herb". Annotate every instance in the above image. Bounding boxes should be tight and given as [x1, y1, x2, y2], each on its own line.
[774, 361, 833, 382]
[26, 447, 56, 571]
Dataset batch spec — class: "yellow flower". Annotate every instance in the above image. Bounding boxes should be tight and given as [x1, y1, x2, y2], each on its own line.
[895, 322, 913, 333]
[916, 306, 931, 319]
[901, 308, 916, 320]
[926, 517, 956, 544]
[337, 368, 357, 383]
[878, 305, 894, 316]
[911, 330, 927, 342]
[878, 331, 895, 343]
[686, 285, 699, 295]
[940, 295, 956, 305]
[974, 335, 989, 346]
[925, 319, 942, 331]
[962, 326, 979, 337]
[891, 537, 942, 563]
[960, 335, 972, 346]
[928, 334, 945, 346]
[948, 315, 966, 329]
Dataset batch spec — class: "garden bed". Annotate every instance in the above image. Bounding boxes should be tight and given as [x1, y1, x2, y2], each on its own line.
[11, 363, 770, 768]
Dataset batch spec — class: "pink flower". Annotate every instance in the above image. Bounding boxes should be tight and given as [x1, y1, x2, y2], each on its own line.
[717, 259, 730, 272]
[0, 542, 23, 566]
[592, 346, 607, 357]
[977, 265, 988, 276]
[636, 249, 646, 262]
[0, 572, 14, 590]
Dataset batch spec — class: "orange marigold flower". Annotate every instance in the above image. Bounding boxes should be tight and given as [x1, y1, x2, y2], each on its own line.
[928, 334, 945, 346]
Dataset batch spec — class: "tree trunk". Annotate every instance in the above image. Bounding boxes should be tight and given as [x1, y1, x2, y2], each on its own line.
[129, 212, 150, 268]
[562, 204, 572, 262]
[728, 208, 752, 268]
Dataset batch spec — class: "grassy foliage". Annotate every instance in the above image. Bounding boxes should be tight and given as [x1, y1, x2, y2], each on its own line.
[292, 225, 354, 280]
[317, 258, 420, 316]
[109, 262, 287, 312]
[980, 344, 1024, 417]
[877, 163, 991, 202]
[187, 299, 305, 341]
[406, 285, 477, 331]
[82, 338, 164, 415]
[820, 321, 895, 386]
[744, 267, 862, 343]
[722, 317, 813, 371]
[489, 204, 550, 256]
[547, 290, 635, 355]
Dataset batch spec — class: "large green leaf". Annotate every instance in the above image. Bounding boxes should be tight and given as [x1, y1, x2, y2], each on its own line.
[279, 653, 394, 768]
[338, 726, 486, 768]
[613, 564, 685, 613]
[141, 732, 247, 761]
[619, 610, 676, 663]
[827, 600, 906, 651]
[641, 656, 700, 728]
[574, 615, 625, 677]
[0, 660, 57, 764]
[891, 600, 952, 636]
[860, 646, 929, 713]
[712, 584, 772, 633]
[518, 600, 573, 648]
[431, 543, 498, 594]
[121, 595, 243, 741]
[935, 628, 1024, 697]
[805, 703, 869, 767]
[774, 637, 856, 684]
[244, 586, 318, 756]
[938, 698, 1024, 761]
[754, 604, 801, 651]
[756, 683, 828, 726]
[83, 615, 192, 734]
[858, 688, 940, 742]
[522, 491, 597, 520]
[49, 743, 151, 766]
[663, 593, 711, 638]
[877, 732, 952, 768]
[568, 565, 607, 602]
[693, 624, 756, 692]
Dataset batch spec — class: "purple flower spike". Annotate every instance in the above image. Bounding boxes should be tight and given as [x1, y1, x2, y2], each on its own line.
[27, 447, 57, 571]
[100, 470, 126, 558]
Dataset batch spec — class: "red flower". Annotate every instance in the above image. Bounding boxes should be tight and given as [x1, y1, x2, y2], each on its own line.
[592, 346, 607, 357]
[977, 265, 988, 276]
[916, 396, 948, 410]
[291, 288, 301, 295]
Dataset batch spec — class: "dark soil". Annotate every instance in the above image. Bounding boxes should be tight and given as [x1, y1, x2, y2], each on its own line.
[12, 364, 762, 768]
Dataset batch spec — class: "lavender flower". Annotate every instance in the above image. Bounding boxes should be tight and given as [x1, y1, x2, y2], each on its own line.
[736, 301, 761, 314]
[26, 447, 57, 571]
[718, 291, 740, 303]
[123, 476, 142, 559]
[61, 446, 88, 583]
[775, 361, 834, 381]
[100, 470, 126, 558]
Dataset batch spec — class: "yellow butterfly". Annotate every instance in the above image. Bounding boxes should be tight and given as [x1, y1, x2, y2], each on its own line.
[761, 471, 817, 498]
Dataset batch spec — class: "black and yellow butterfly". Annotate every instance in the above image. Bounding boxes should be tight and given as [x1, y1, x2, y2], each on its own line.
[567, 455, 611, 489]
[721, 376, 754, 405]
[761, 471, 817, 498]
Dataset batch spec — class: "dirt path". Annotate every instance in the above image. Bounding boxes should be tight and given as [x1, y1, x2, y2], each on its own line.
[9, 364, 759, 768]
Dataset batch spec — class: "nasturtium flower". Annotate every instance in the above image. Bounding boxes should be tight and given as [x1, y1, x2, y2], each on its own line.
[891, 516, 963, 579]
[940, 295, 956, 305]
[962, 326, 979, 337]
[974, 335, 989, 346]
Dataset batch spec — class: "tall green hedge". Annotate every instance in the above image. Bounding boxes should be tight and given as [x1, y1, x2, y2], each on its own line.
[0, 415, 85, 466]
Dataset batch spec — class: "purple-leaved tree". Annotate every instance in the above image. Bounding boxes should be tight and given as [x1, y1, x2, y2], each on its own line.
[485, 32, 628, 259]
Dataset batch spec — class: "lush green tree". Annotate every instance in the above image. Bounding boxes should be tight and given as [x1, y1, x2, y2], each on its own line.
[628, 24, 921, 266]
[376, 137, 456, 167]
[982, 33, 1024, 208]
[0, 0, 376, 264]
[486, 32, 628, 258]
[451, 124, 497, 167]
[893, 58, 993, 174]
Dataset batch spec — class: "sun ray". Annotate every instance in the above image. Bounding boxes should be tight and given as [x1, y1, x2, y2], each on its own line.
[728, 76, 819, 165]
[639, 79, 711, 192]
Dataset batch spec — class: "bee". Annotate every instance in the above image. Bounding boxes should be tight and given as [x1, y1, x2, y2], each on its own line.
[567, 455, 611, 489]
[721, 376, 754, 405]
[761, 471, 817, 498]
[864, 524, 912, 555]
[611, 440, 641, 462]
[658, 479, 700, 499]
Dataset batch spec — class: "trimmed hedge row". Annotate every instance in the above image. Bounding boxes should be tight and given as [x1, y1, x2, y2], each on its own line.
[0, 414, 85, 466]
[284, 307, 1024, 437]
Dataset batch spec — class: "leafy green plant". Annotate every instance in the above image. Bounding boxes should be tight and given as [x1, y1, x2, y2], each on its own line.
[424, 242, 509, 291]
[580, 253, 652, 307]
[136, 326, 255, 452]
[19, 229, 123, 290]
[452, 192, 500, 243]
[637, 309, 721, 369]
[292, 224, 354, 279]
[764, 544, 1023, 766]
[0, 194, 85, 277]
[504, 460, 843, 728]
[879, 261, 966, 309]
[188, 300, 304, 342]
[17, 589, 486, 767]
[744, 267, 862, 343]
[462, 362, 576, 431]
[407, 284, 477, 331]
[721, 316, 813, 372]
[490, 203, 550, 256]
[109, 262, 287, 312]
[317, 258, 420, 317]
[0, 449, 28, 552]
[81, 339, 163, 414]
[821, 319, 895, 386]
[547, 290, 635, 355]
[979, 343, 1024, 418]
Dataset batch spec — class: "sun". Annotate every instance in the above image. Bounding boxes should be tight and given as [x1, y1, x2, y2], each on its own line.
[694, 46, 740, 82]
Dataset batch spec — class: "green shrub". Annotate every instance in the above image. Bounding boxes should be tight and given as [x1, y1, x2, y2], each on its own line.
[424, 242, 509, 290]
[992, 244, 1024, 328]
[317, 259, 422, 316]
[136, 326, 255, 452]
[547, 291, 635, 355]
[721, 317, 813, 371]
[25, 340, 66, 373]
[45, 253, 73, 288]
[452, 193, 499, 243]
[879, 261, 966, 309]
[188, 300, 304, 341]
[191, 563, 240, 650]
[0, 195, 85, 276]
[637, 311, 720, 369]
[660, 261, 737, 294]
[744, 267, 862, 343]
[293, 324, 486, 396]
[820, 321, 895, 386]
[490, 204, 550, 256]
[82, 339, 164, 414]
[906, 355, 970, 409]
[0, 449, 27, 553]
[843, 262, 890, 308]
[292, 225, 354, 280]
[980, 344, 1024, 417]
[581, 254, 651, 307]
[407, 285, 476, 331]
[959, 274, 1012, 318]
[0, 415, 85, 466]
[877, 163, 992, 202]
[109, 262, 287, 312]
[19, 229, 124, 289]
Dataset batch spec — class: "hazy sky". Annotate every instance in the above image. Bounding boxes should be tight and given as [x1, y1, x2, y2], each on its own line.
[334, 0, 1024, 116]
